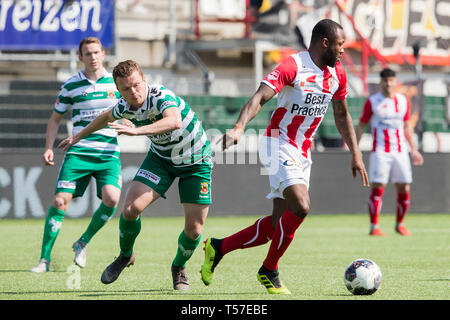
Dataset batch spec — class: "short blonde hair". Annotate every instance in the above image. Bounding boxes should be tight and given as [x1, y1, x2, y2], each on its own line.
[113, 60, 144, 82]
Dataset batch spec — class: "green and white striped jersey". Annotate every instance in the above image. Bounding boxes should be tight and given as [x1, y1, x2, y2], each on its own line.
[54, 69, 121, 159]
[111, 84, 211, 167]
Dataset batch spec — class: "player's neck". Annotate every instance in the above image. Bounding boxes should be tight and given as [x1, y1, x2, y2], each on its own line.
[129, 103, 141, 111]
[381, 91, 395, 99]
[308, 48, 326, 70]
[83, 67, 104, 81]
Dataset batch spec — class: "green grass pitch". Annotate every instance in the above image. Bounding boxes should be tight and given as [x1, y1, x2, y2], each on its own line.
[0, 213, 448, 300]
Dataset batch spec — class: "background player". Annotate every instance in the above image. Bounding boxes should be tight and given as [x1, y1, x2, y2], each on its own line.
[31, 37, 122, 273]
[201, 19, 369, 294]
[59, 60, 213, 291]
[356, 68, 424, 236]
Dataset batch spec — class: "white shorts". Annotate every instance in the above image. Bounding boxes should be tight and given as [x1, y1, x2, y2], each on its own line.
[259, 136, 312, 199]
[369, 151, 412, 184]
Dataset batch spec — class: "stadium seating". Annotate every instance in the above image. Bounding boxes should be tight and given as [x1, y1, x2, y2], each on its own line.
[0, 80, 69, 150]
[422, 96, 449, 132]
[0, 81, 448, 151]
[184, 95, 276, 133]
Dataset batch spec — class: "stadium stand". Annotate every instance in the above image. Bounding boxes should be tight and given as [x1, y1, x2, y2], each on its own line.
[0, 77, 447, 152]
[0, 80, 68, 150]
[0, 0, 448, 152]
[422, 96, 449, 133]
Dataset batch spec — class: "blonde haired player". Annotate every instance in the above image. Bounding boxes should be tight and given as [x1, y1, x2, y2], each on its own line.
[356, 68, 423, 236]
[59, 60, 213, 291]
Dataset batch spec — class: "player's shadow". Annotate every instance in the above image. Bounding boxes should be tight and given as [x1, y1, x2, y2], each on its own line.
[0, 289, 172, 297]
[0, 289, 258, 298]
[79, 289, 174, 297]
[79, 290, 258, 298]
[419, 278, 450, 281]
[0, 269, 66, 273]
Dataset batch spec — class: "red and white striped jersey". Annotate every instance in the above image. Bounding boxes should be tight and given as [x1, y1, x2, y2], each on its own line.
[261, 51, 347, 159]
[359, 92, 410, 153]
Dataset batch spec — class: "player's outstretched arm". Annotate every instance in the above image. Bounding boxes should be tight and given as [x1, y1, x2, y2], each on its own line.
[222, 83, 276, 151]
[109, 107, 182, 136]
[58, 109, 114, 151]
[332, 98, 369, 187]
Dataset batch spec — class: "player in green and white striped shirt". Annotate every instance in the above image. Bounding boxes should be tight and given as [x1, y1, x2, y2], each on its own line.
[59, 60, 213, 290]
[31, 38, 124, 273]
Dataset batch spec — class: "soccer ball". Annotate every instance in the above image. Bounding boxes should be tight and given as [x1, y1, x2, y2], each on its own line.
[344, 258, 382, 295]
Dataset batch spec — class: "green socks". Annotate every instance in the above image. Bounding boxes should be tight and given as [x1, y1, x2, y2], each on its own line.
[172, 230, 201, 268]
[119, 213, 141, 258]
[40, 206, 65, 261]
[40, 203, 116, 261]
[80, 203, 116, 244]
[119, 218, 200, 267]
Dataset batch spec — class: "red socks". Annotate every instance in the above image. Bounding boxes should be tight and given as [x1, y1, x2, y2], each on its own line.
[221, 210, 305, 271]
[263, 210, 304, 271]
[221, 216, 275, 255]
[368, 187, 384, 226]
[396, 192, 410, 225]
[369, 188, 410, 226]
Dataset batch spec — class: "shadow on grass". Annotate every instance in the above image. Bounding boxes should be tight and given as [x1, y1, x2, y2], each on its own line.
[0, 289, 258, 298]
[419, 278, 450, 282]
[0, 269, 66, 273]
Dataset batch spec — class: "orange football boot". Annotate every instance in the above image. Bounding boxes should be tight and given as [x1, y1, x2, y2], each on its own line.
[395, 225, 411, 236]
[370, 228, 385, 236]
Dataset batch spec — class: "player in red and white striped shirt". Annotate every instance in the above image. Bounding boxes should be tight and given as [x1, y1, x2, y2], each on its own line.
[356, 68, 423, 237]
[200, 19, 369, 294]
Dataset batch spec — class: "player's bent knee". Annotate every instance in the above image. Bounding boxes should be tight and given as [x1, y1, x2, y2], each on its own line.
[185, 229, 202, 241]
[101, 187, 121, 208]
[102, 196, 120, 208]
[53, 195, 70, 211]
[290, 201, 310, 219]
[122, 204, 141, 221]
[184, 223, 203, 240]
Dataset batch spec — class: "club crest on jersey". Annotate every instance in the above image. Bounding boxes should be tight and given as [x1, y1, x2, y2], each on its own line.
[200, 182, 209, 195]
[148, 113, 157, 123]
[267, 69, 280, 81]
[108, 91, 116, 98]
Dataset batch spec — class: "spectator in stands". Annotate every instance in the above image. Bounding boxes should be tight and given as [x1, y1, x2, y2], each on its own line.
[249, 0, 295, 47]
[356, 68, 424, 236]
[31, 37, 125, 273]
[291, 0, 314, 49]
[249, 0, 311, 49]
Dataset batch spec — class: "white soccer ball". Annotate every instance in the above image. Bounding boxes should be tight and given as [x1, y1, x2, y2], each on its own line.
[344, 258, 382, 295]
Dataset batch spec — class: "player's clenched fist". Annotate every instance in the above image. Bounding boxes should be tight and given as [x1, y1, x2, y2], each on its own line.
[42, 149, 55, 166]
[221, 127, 244, 151]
